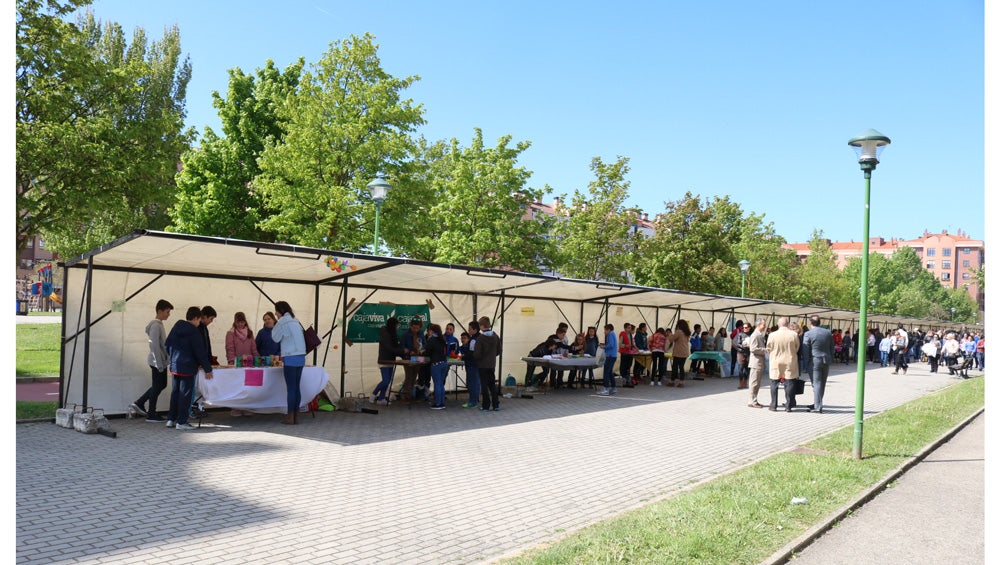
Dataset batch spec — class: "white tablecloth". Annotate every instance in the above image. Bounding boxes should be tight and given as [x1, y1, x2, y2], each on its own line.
[521, 356, 600, 368]
[197, 366, 329, 413]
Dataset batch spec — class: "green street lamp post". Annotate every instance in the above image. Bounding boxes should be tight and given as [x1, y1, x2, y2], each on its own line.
[848, 128, 891, 460]
[738, 259, 751, 298]
[366, 177, 391, 256]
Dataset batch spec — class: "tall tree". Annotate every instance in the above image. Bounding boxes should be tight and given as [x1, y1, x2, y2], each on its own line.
[16, 1, 192, 258]
[171, 59, 304, 240]
[633, 192, 735, 293]
[550, 156, 635, 282]
[253, 33, 425, 251]
[415, 129, 553, 271]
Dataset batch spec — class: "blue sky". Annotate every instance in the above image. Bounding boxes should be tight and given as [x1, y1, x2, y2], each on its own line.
[82, 0, 985, 244]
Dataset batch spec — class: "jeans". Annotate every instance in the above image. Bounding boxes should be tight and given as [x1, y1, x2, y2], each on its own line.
[167, 375, 195, 425]
[671, 357, 687, 381]
[975, 351, 984, 370]
[136, 365, 168, 416]
[619, 354, 633, 381]
[603, 356, 617, 390]
[431, 361, 448, 405]
[810, 361, 830, 412]
[880, 351, 888, 366]
[894, 350, 908, 373]
[478, 367, 499, 410]
[465, 364, 481, 403]
[283, 364, 304, 415]
[372, 366, 395, 401]
[651, 352, 665, 381]
[525, 364, 549, 387]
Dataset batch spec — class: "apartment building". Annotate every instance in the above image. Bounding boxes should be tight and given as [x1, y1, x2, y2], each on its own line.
[783, 229, 984, 309]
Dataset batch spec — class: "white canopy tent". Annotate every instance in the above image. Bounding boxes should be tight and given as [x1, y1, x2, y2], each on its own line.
[58, 230, 949, 414]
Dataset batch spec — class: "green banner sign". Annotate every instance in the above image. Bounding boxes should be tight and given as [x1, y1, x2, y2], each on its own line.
[345, 304, 431, 343]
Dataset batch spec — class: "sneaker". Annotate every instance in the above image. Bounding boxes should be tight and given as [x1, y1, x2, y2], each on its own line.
[175, 423, 196, 430]
[597, 388, 610, 396]
[492, 406, 500, 411]
[461, 402, 478, 408]
[129, 403, 147, 417]
[610, 388, 618, 395]
[165, 420, 175, 428]
[430, 404, 445, 410]
[657, 381, 663, 386]
[375, 399, 389, 406]
[480, 406, 490, 411]
[145, 415, 166, 422]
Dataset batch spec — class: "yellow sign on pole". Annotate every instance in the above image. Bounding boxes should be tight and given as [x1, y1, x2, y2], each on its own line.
[520, 307, 535, 316]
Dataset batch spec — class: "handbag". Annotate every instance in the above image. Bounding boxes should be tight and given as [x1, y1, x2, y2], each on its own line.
[792, 378, 805, 395]
[303, 325, 322, 354]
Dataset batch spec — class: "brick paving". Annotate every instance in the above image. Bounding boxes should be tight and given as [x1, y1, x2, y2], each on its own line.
[16, 361, 965, 564]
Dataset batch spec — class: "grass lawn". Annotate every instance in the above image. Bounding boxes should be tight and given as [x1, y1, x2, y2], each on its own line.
[16, 323, 62, 378]
[502, 376, 985, 565]
[16, 401, 59, 420]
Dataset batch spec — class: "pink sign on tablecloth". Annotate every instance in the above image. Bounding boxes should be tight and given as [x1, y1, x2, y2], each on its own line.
[244, 369, 264, 386]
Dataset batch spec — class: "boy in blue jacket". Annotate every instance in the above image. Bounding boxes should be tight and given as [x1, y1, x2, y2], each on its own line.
[165, 306, 214, 430]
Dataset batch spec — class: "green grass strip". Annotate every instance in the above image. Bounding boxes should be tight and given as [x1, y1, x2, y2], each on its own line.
[16, 324, 61, 378]
[503, 377, 984, 565]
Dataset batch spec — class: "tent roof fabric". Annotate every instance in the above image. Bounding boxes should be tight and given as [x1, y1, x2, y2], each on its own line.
[63, 230, 945, 329]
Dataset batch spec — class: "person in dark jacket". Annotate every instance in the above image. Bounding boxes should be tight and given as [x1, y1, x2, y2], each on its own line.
[255, 311, 281, 357]
[473, 316, 501, 411]
[371, 317, 404, 404]
[459, 322, 481, 408]
[525, 338, 558, 389]
[197, 305, 218, 365]
[426, 323, 449, 409]
[165, 306, 214, 429]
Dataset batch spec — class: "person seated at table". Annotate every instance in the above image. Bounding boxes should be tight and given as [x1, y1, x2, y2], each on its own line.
[256, 311, 281, 357]
[566, 332, 586, 389]
[525, 337, 558, 389]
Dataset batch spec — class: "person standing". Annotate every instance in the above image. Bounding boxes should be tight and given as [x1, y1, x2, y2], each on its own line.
[255, 311, 281, 357]
[598, 324, 618, 396]
[165, 306, 213, 430]
[617, 323, 635, 386]
[400, 318, 426, 402]
[633, 323, 649, 382]
[975, 333, 985, 371]
[649, 327, 667, 386]
[198, 306, 218, 366]
[460, 322, 481, 407]
[767, 317, 801, 412]
[131, 299, 173, 422]
[733, 322, 752, 389]
[666, 320, 692, 387]
[271, 301, 306, 425]
[892, 325, 909, 375]
[801, 315, 834, 414]
[425, 323, 449, 410]
[745, 319, 767, 407]
[583, 326, 600, 388]
[730, 320, 745, 377]
[225, 311, 259, 365]
[371, 317, 404, 405]
[473, 316, 501, 411]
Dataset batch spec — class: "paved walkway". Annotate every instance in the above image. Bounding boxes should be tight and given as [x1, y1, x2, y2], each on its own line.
[15, 360, 976, 564]
[789, 412, 985, 565]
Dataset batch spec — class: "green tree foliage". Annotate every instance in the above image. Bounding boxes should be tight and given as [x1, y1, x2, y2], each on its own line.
[253, 34, 424, 251]
[633, 193, 737, 293]
[16, 0, 192, 258]
[171, 60, 304, 240]
[550, 157, 636, 282]
[785, 230, 854, 307]
[414, 129, 553, 271]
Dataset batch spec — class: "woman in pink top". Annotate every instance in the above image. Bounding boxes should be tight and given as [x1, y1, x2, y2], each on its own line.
[225, 311, 259, 364]
[666, 320, 692, 387]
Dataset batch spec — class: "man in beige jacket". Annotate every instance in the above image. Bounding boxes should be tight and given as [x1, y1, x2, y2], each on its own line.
[746, 319, 768, 408]
[767, 317, 800, 412]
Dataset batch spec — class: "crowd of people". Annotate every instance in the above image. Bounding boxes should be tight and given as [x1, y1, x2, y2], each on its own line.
[129, 299, 308, 429]
[373, 315, 501, 411]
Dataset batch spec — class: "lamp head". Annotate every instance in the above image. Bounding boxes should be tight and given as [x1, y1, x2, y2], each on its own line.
[738, 259, 751, 274]
[367, 177, 391, 203]
[848, 129, 891, 172]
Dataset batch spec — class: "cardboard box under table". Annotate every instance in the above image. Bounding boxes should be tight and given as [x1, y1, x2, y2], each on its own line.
[197, 366, 330, 414]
